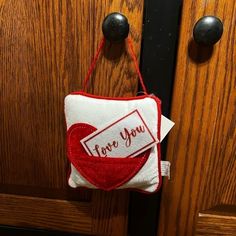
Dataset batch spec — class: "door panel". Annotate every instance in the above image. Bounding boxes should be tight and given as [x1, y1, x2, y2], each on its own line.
[158, 0, 236, 235]
[0, 194, 91, 234]
[0, 0, 144, 235]
[196, 205, 236, 235]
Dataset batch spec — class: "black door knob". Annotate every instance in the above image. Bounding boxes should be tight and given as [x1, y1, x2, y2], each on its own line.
[102, 12, 129, 43]
[193, 16, 223, 46]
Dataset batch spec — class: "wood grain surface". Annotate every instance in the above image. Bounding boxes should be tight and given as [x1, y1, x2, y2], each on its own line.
[92, 191, 129, 236]
[0, 0, 144, 234]
[0, 193, 92, 234]
[157, 0, 236, 235]
[196, 205, 236, 235]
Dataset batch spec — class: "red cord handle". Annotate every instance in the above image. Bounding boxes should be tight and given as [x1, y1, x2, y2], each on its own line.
[83, 37, 148, 94]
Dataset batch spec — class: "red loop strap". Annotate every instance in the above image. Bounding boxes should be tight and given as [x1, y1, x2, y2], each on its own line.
[83, 37, 106, 91]
[127, 38, 148, 94]
[83, 37, 148, 94]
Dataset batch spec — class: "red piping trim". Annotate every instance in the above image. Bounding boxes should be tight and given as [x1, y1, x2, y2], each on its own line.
[70, 91, 161, 103]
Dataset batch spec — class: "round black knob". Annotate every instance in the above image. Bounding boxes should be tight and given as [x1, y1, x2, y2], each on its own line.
[193, 16, 223, 46]
[102, 12, 129, 43]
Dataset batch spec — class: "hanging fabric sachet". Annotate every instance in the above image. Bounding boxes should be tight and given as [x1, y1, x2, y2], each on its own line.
[65, 37, 164, 193]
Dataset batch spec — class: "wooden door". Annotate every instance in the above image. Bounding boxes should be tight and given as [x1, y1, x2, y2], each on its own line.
[0, 1, 144, 235]
[158, 0, 236, 235]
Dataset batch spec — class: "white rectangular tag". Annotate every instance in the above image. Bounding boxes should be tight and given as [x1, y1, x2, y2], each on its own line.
[160, 115, 175, 142]
[161, 161, 171, 179]
[80, 109, 158, 158]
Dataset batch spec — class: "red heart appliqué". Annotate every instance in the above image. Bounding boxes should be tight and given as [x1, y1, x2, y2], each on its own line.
[67, 123, 149, 191]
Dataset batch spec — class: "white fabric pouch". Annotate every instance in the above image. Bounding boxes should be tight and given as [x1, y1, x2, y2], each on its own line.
[65, 92, 162, 193]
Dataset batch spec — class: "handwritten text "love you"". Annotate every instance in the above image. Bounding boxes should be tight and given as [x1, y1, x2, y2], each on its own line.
[93, 125, 145, 157]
